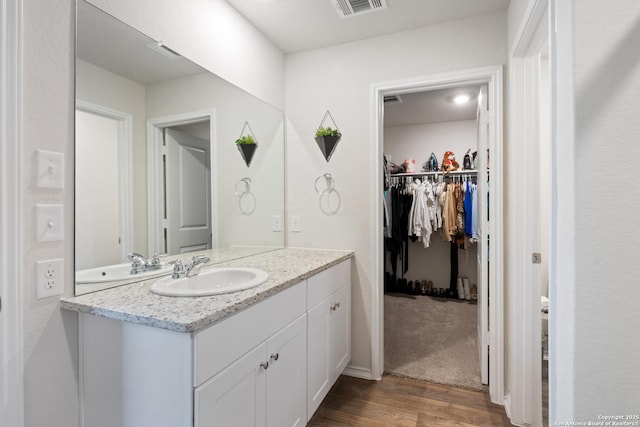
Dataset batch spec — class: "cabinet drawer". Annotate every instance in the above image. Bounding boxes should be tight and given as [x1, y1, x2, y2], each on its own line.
[194, 281, 306, 386]
[307, 259, 351, 309]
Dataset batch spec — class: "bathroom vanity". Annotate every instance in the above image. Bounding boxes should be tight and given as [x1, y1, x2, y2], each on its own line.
[62, 248, 353, 427]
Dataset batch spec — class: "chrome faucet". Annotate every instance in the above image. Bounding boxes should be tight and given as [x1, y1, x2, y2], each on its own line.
[128, 252, 162, 275]
[171, 255, 210, 279]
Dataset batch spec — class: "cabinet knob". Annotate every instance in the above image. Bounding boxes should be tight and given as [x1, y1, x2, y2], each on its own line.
[260, 361, 269, 370]
[270, 353, 279, 361]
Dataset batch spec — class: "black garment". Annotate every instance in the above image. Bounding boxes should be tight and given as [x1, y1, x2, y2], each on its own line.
[449, 241, 459, 297]
[385, 184, 413, 286]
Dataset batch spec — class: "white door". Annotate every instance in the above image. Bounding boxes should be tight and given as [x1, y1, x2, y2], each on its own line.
[307, 297, 332, 420]
[165, 128, 212, 254]
[195, 343, 267, 427]
[266, 315, 307, 427]
[329, 285, 351, 378]
[476, 85, 490, 385]
[76, 109, 122, 269]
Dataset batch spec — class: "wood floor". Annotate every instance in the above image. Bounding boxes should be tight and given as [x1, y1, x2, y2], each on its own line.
[308, 374, 513, 427]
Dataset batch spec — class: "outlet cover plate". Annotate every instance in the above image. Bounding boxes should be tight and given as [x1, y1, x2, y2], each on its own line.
[35, 204, 64, 242]
[35, 258, 64, 299]
[36, 150, 65, 189]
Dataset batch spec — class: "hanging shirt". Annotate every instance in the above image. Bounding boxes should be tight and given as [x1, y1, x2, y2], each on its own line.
[464, 181, 474, 237]
[471, 183, 479, 241]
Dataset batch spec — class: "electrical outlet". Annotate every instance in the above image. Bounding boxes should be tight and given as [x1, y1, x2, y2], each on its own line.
[272, 215, 282, 232]
[291, 215, 301, 232]
[35, 259, 64, 299]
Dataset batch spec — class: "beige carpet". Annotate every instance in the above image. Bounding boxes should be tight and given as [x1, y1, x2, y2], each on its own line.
[384, 293, 483, 391]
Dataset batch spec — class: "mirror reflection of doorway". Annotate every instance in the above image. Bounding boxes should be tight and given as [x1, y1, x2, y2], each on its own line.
[162, 122, 213, 254]
[75, 102, 134, 270]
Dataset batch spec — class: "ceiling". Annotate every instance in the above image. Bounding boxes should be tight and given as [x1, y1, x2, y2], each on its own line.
[384, 85, 482, 127]
[224, 0, 510, 54]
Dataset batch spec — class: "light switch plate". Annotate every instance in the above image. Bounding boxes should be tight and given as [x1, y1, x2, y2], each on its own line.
[36, 150, 64, 189]
[291, 215, 301, 232]
[272, 215, 282, 232]
[35, 258, 64, 299]
[35, 204, 64, 242]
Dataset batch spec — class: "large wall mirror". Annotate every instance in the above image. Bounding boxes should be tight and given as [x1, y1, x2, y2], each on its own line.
[75, 0, 285, 295]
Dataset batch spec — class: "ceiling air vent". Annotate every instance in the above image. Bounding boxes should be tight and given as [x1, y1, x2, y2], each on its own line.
[332, 0, 388, 19]
[384, 94, 403, 105]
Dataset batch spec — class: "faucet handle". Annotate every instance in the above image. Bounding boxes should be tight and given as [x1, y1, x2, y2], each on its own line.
[149, 253, 161, 267]
[170, 260, 185, 279]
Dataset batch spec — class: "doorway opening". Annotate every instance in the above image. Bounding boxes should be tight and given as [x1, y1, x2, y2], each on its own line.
[370, 66, 504, 404]
[147, 111, 216, 255]
[382, 84, 486, 390]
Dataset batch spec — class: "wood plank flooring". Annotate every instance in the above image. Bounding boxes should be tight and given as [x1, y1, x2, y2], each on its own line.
[308, 374, 513, 427]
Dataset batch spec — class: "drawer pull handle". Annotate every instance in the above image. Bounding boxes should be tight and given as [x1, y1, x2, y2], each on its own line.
[260, 361, 269, 370]
[270, 353, 279, 361]
[330, 302, 340, 311]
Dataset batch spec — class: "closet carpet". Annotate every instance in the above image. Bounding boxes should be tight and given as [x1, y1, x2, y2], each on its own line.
[384, 294, 483, 391]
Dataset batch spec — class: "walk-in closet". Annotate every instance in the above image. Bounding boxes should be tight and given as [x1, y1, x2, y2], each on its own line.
[382, 85, 489, 390]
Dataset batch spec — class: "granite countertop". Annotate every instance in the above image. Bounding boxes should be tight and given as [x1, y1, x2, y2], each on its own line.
[61, 247, 353, 333]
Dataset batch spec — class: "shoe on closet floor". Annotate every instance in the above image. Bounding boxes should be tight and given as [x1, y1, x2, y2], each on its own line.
[471, 284, 477, 301]
[420, 280, 427, 295]
[457, 277, 465, 300]
[462, 277, 471, 301]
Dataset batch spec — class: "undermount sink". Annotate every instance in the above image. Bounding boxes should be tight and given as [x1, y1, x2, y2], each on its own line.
[150, 267, 269, 297]
[76, 263, 173, 284]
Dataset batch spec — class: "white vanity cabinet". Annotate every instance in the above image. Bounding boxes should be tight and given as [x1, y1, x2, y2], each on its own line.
[306, 260, 351, 420]
[78, 258, 351, 427]
[194, 314, 307, 427]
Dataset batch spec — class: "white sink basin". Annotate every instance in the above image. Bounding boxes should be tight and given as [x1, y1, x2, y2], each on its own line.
[76, 263, 173, 284]
[150, 267, 269, 297]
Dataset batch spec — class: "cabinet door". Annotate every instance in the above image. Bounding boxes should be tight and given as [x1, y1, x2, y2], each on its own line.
[266, 315, 307, 427]
[195, 343, 267, 427]
[307, 297, 332, 420]
[330, 283, 351, 379]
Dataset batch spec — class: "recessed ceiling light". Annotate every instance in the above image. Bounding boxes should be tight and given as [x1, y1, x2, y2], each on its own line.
[453, 94, 470, 104]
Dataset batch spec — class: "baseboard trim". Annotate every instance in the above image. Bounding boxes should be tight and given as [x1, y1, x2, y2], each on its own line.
[342, 365, 375, 380]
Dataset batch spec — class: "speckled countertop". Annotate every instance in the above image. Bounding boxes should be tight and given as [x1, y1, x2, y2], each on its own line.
[61, 248, 353, 333]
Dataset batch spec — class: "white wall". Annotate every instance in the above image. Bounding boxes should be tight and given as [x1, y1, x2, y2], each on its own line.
[22, 0, 79, 425]
[384, 120, 479, 288]
[285, 11, 507, 374]
[20, 1, 285, 426]
[554, 0, 640, 421]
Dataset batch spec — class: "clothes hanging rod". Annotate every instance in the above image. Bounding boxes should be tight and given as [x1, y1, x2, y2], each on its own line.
[391, 169, 480, 177]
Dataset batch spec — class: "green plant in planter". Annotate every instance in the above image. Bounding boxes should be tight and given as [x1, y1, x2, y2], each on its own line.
[236, 135, 256, 145]
[315, 126, 341, 138]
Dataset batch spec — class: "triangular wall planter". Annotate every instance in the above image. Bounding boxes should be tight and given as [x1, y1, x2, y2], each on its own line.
[315, 135, 341, 162]
[236, 121, 258, 167]
[315, 110, 342, 162]
[237, 143, 257, 167]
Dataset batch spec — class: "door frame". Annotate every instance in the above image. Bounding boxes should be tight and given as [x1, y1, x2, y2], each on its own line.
[0, 0, 24, 425]
[147, 110, 217, 254]
[369, 65, 505, 404]
[75, 100, 134, 261]
[507, 0, 550, 425]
